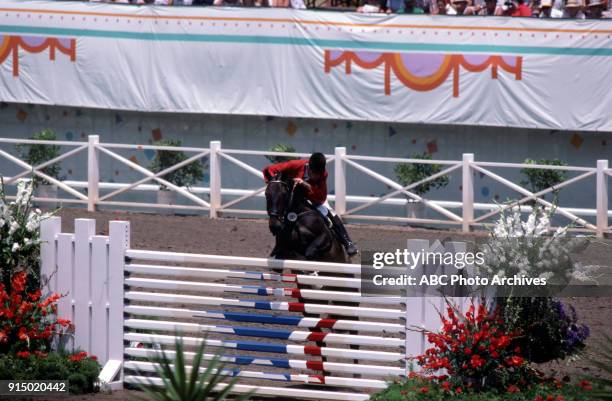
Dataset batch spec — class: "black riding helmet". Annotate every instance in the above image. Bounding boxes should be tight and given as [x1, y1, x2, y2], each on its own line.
[309, 152, 326, 174]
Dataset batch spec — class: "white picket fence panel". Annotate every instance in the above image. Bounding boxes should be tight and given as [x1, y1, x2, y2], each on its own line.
[39, 216, 467, 399]
[2, 136, 610, 237]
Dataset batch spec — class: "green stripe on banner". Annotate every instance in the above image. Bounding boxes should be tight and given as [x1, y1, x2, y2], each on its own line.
[1, 24, 612, 56]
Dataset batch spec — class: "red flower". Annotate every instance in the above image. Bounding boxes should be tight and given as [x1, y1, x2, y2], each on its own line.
[507, 385, 520, 394]
[579, 380, 592, 391]
[441, 381, 451, 391]
[12, 272, 27, 293]
[547, 395, 554, 401]
[33, 351, 47, 358]
[419, 386, 429, 393]
[464, 348, 472, 355]
[470, 354, 485, 369]
[69, 351, 88, 362]
[455, 387, 463, 394]
[17, 327, 28, 341]
[535, 396, 544, 401]
[16, 351, 31, 359]
[28, 290, 42, 301]
[506, 355, 524, 367]
[556, 396, 564, 401]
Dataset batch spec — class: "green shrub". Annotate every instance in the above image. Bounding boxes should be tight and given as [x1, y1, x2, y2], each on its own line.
[520, 158, 567, 195]
[370, 377, 597, 401]
[0, 351, 100, 394]
[133, 335, 252, 401]
[394, 152, 449, 196]
[16, 129, 61, 188]
[266, 144, 298, 164]
[148, 139, 205, 189]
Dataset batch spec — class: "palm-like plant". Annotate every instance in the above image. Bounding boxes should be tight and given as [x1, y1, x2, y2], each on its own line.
[133, 336, 252, 401]
[584, 335, 612, 400]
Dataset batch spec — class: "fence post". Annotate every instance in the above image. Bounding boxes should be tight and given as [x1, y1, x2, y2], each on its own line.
[334, 147, 346, 216]
[404, 238, 429, 375]
[596, 159, 609, 238]
[462, 153, 474, 233]
[55, 232, 75, 351]
[87, 135, 99, 212]
[209, 141, 221, 218]
[40, 216, 61, 296]
[107, 220, 130, 384]
[74, 219, 95, 355]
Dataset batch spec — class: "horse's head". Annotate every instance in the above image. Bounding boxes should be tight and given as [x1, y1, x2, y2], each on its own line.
[265, 174, 291, 236]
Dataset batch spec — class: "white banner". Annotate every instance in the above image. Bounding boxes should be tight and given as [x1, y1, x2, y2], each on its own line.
[0, 0, 611, 131]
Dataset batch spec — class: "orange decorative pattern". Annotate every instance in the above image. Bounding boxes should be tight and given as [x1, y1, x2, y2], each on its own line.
[0, 35, 76, 77]
[324, 50, 522, 97]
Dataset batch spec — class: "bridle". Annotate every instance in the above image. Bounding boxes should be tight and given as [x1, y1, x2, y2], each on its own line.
[266, 179, 292, 220]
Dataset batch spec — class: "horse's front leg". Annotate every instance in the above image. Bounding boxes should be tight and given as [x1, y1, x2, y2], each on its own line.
[303, 232, 331, 260]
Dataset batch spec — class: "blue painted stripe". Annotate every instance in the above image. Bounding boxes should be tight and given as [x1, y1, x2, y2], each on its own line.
[242, 285, 270, 296]
[1, 24, 612, 56]
[252, 300, 273, 310]
[232, 355, 291, 368]
[223, 311, 302, 326]
[234, 340, 288, 354]
[230, 326, 292, 340]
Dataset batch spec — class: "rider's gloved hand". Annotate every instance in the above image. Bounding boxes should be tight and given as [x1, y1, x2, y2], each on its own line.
[293, 178, 312, 192]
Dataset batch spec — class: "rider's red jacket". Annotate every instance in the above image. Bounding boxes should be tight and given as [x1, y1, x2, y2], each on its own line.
[262, 159, 328, 205]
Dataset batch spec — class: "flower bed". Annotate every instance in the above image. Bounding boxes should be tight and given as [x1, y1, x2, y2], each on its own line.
[0, 179, 101, 394]
[371, 376, 596, 401]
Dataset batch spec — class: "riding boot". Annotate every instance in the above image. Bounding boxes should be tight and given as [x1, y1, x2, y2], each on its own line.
[331, 215, 358, 256]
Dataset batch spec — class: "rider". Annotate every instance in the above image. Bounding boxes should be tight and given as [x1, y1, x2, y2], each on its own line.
[263, 152, 358, 256]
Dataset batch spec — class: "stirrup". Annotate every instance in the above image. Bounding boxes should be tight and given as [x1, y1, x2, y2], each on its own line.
[344, 241, 358, 256]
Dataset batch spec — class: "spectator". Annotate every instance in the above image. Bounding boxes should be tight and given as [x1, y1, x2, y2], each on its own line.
[586, 0, 612, 16]
[214, 0, 243, 5]
[509, 0, 533, 15]
[387, 0, 404, 12]
[357, 0, 383, 12]
[449, 0, 476, 14]
[431, 0, 449, 13]
[476, 0, 501, 15]
[539, 0, 553, 15]
[389, 0, 426, 12]
[562, 0, 585, 17]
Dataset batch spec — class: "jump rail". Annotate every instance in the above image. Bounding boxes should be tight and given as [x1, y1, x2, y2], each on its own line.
[40, 216, 458, 399]
[3, 136, 609, 236]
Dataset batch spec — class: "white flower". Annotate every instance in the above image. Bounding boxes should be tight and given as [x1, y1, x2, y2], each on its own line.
[26, 218, 38, 232]
[11, 242, 20, 252]
[8, 221, 19, 234]
[538, 272, 554, 280]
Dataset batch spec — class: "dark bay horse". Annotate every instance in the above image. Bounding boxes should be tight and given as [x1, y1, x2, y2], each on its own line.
[265, 175, 349, 263]
[265, 174, 360, 376]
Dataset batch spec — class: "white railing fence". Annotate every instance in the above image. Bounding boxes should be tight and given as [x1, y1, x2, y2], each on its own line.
[40, 216, 462, 399]
[2, 136, 610, 237]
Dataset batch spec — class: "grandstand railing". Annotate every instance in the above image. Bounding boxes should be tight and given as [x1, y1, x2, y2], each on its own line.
[0, 135, 610, 237]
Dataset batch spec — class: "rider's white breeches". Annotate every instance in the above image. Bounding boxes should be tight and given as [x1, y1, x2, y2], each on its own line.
[315, 201, 336, 217]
